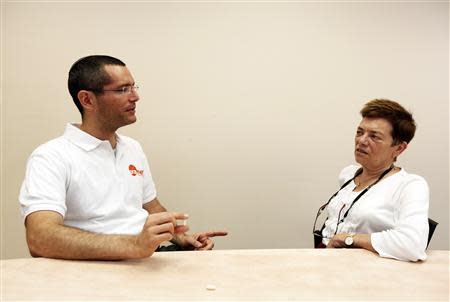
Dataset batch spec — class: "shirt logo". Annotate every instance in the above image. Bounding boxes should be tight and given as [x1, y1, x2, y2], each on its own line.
[129, 164, 144, 176]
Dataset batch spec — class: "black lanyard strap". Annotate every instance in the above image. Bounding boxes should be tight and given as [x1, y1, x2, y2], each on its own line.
[337, 164, 394, 225]
[312, 167, 363, 233]
[316, 167, 363, 214]
[313, 165, 395, 235]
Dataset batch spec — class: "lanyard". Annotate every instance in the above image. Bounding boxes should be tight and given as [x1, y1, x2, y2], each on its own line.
[312, 165, 394, 235]
[333, 165, 394, 233]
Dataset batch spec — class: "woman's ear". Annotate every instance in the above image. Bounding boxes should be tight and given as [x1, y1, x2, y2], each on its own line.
[393, 141, 408, 158]
[77, 90, 96, 113]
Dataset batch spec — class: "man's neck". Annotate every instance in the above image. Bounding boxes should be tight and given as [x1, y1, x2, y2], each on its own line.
[79, 122, 117, 149]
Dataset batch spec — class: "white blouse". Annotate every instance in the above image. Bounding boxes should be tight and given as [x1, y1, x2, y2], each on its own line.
[322, 165, 429, 262]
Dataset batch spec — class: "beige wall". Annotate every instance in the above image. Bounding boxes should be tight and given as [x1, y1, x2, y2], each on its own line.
[2, 2, 448, 259]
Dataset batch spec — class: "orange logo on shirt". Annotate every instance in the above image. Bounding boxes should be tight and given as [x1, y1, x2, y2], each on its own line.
[129, 164, 144, 176]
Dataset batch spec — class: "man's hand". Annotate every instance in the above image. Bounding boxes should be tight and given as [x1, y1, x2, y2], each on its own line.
[142, 198, 228, 251]
[174, 231, 228, 250]
[135, 212, 189, 257]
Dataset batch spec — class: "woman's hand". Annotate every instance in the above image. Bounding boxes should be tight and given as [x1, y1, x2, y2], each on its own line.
[326, 234, 349, 248]
[327, 233, 377, 253]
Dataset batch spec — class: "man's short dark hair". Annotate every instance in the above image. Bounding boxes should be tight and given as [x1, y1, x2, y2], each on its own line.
[68, 55, 126, 115]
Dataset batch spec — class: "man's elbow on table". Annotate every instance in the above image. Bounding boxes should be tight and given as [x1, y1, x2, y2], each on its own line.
[26, 234, 45, 258]
[24, 211, 65, 259]
[26, 226, 51, 258]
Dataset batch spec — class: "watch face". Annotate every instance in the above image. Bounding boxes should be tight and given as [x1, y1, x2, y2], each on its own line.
[345, 236, 354, 246]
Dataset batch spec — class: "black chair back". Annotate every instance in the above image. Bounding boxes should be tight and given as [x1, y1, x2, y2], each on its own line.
[427, 218, 438, 248]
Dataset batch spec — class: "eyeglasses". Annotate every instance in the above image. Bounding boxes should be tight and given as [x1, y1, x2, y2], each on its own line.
[91, 85, 139, 95]
[312, 168, 363, 247]
[312, 192, 339, 238]
[312, 189, 348, 248]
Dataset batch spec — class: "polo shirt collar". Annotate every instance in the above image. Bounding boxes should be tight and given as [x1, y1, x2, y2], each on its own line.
[64, 123, 120, 152]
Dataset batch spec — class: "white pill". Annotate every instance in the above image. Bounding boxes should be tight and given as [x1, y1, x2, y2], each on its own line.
[206, 284, 216, 291]
[177, 219, 187, 226]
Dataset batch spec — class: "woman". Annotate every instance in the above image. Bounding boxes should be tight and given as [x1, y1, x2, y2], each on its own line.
[314, 99, 429, 261]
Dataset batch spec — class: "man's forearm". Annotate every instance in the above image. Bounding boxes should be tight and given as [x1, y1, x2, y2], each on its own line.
[143, 197, 167, 214]
[27, 224, 148, 260]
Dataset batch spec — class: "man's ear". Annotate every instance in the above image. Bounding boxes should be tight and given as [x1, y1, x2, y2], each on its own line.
[77, 90, 96, 113]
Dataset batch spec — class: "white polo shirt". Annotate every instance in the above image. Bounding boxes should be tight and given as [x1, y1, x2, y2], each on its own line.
[19, 123, 157, 235]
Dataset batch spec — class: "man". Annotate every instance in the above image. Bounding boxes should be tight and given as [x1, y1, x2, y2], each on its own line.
[19, 55, 227, 260]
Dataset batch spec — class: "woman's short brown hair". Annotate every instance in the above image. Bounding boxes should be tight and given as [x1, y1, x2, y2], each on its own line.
[360, 99, 416, 145]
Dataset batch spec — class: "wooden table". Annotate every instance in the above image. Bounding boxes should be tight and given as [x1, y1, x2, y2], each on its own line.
[2, 249, 449, 300]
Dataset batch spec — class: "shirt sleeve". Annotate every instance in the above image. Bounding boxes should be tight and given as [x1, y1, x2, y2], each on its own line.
[19, 147, 68, 222]
[371, 176, 429, 262]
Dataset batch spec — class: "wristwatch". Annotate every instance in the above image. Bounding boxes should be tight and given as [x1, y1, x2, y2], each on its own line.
[344, 234, 356, 247]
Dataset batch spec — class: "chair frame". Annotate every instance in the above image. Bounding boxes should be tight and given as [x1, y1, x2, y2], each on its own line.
[427, 218, 438, 248]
